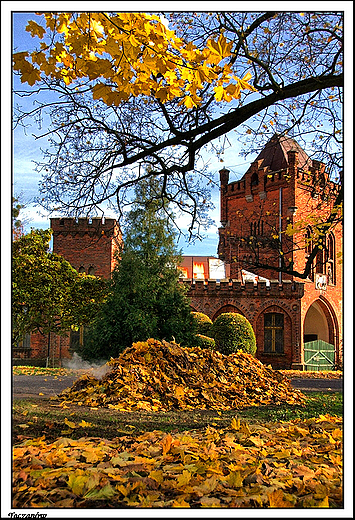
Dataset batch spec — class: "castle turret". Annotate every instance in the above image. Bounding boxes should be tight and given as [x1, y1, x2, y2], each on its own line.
[50, 217, 122, 279]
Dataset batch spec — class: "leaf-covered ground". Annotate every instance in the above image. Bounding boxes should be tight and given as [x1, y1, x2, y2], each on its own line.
[12, 391, 343, 443]
[13, 366, 84, 376]
[57, 339, 305, 411]
[12, 341, 343, 509]
[13, 414, 342, 508]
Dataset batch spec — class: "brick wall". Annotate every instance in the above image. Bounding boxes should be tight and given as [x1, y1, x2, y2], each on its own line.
[51, 217, 122, 279]
[183, 279, 304, 369]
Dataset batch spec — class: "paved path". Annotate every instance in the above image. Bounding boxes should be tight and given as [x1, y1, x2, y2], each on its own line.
[12, 375, 78, 398]
[290, 377, 343, 393]
[12, 374, 343, 398]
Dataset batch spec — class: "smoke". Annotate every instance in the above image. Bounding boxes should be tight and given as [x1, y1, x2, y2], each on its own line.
[62, 352, 111, 380]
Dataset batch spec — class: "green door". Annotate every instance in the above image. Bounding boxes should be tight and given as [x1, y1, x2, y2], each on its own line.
[304, 340, 335, 371]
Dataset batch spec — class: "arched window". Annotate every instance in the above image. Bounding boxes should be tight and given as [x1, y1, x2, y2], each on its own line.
[326, 233, 336, 285]
[251, 172, 259, 187]
[264, 313, 284, 353]
[78, 266, 85, 274]
[315, 249, 324, 274]
[305, 227, 314, 281]
[88, 266, 95, 275]
[250, 220, 264, 237]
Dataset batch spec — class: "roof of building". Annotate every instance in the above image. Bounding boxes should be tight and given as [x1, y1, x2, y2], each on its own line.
[246, 134, 312, 174]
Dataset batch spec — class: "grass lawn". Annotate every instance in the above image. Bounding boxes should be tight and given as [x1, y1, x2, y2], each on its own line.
[12, 391, 342, 444]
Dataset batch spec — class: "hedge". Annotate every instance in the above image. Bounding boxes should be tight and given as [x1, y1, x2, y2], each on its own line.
[212, 312, 256, 356]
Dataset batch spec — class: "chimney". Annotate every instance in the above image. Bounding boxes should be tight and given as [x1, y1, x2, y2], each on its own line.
[219, 168, 230, 226]
[287, 149, 299, 177]
[219, 167, 230, 186]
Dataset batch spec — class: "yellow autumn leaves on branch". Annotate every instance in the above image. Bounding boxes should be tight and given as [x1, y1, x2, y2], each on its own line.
[13, 12, 256, 108]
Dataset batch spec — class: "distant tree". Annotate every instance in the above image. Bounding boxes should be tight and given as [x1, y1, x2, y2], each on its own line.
[12, 197, 25, 240]
[13, 11, 343, 269]
[81, 179, 197, 360]
[12, 228, 108, 344]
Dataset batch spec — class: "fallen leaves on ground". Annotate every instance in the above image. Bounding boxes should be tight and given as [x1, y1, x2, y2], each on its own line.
[279, 370, 342, 380]
[12, 414, 342, 508]
[13, 366, 85, 377]
[57, 339, 304, 411]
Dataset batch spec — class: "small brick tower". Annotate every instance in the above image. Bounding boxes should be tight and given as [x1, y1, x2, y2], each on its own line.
[50, 217, 122, 279]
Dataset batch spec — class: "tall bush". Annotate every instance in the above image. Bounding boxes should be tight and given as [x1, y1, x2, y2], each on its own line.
[212, 312, 256, 356]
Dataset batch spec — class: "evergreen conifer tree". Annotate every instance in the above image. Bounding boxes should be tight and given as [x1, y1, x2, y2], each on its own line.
[81, 179, 196, 360]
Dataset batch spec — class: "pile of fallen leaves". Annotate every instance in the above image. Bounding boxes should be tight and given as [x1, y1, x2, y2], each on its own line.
[57, 339, 304, 411]
[12, 414, 342, 508]
[279, 370, 342, 380]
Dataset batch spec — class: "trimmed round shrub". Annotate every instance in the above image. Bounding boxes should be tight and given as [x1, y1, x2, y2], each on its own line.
[212, 312, 256, 356]
[194, 334, 216, 350]
[192, 312, 213, 336]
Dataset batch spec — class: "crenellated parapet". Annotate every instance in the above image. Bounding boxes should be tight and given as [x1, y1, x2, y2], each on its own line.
[180, 279, 304, 298]
[51, 217, 121, 238]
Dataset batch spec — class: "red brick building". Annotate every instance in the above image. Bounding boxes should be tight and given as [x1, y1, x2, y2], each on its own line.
[184, 135, 342, 369]
[13, 218, 122, 366]
[13, 136, 342, 369]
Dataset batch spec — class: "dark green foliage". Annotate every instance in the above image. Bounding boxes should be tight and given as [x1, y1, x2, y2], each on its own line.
[12, 229, 108, 343]
[82, 179, 197, 361]
[194, 334, 216, 350]
[192, 312, 213, 336]
[212, 312, 257, 356]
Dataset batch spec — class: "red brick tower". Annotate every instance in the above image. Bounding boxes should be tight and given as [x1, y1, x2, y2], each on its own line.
[50, 217, 122, 279]
[216, 134, 343, 367]
[218, 134, 341, 284]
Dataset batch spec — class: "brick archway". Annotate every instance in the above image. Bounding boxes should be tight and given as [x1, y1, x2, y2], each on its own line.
[212, 305, 245, 321]
[254, 304, 294, 369]
[304, 297, 340, 364]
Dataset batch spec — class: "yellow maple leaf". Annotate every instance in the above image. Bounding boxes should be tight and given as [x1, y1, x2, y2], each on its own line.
[82, 450, 99, 463]
[268, 489, 294, 508]
[67, 473, 88, 496]
[230, 417, 240, 430]
[183, 96, 197, 109]
[176, 469, 192, 487]
[149, 469, 164, 484]
[64, 417, 77, 429]
[78, 419, 93, 428]
[26, 20, 46, 39]
[227, 470, 243, 488]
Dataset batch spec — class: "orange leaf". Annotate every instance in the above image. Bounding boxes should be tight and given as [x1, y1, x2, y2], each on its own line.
[268, 489, 294, 508]
[162, 433, 172, 455]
